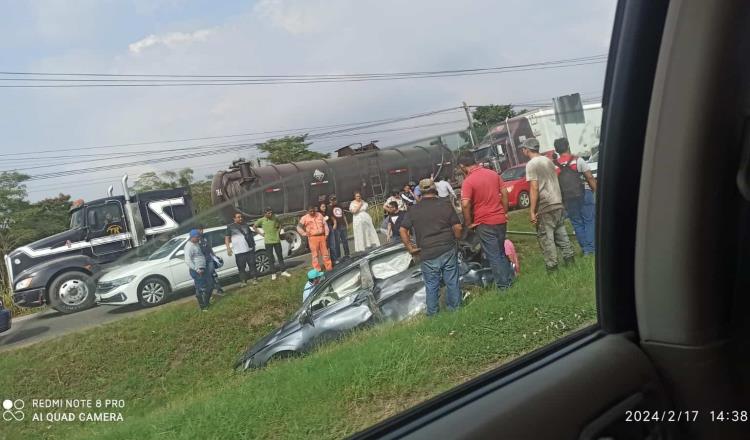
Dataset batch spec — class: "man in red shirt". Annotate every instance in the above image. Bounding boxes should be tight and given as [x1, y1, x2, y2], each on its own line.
[458, 151, 515, 289]
[297, 205, 333, 272]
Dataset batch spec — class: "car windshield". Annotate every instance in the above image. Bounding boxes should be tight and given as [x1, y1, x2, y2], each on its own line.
[472, 147, 491, 161]
[146, 237, 185, 261]
[69, 208, 84, 229]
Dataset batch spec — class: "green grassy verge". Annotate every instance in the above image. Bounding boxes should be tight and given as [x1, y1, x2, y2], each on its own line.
[0, 210, 595, 440]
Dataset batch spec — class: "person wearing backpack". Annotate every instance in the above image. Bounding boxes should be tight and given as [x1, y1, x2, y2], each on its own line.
[553, 138, 598, 255]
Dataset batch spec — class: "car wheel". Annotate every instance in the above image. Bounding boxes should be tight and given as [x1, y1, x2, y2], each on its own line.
[137, 277, 170, 308]
[518, 191, 531, 209]
[48, 272, 96, 314]
[283, 228, 306, 256]
[255, 250, 272, 275]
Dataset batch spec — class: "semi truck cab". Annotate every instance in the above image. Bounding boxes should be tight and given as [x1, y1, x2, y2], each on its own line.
[5, 175, 194, 314]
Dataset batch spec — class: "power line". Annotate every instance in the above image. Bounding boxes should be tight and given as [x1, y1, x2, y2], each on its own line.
[0, 55, 605, 79]
[0, 58, 607, 88]
[24, 120, 469, 192]
[5, 118, 465, 172]
[21, 119, 468, 179]
[0, 107, 463, 158]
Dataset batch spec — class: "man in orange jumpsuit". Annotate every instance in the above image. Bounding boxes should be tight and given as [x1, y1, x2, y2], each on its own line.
[297, 205, 333, 271]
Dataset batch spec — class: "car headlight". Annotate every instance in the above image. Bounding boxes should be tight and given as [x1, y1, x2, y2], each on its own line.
[15, 278, 33, 290]
[108, 275, 136, 287]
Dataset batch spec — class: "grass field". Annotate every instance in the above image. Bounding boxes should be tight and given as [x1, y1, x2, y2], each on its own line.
[0, 210, 596, 440]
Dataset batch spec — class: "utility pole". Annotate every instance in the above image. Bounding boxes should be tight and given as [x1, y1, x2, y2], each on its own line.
[462, 101, 477, 147]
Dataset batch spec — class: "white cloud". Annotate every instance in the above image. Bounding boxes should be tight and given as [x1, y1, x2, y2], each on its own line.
[253, 0, 338, 34]
[7, 0, 618, 201]
[128, 29, 214, 54]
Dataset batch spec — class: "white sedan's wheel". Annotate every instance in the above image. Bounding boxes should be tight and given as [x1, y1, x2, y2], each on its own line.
[255, 251, 272, 275]
[138, 277, 169, 307]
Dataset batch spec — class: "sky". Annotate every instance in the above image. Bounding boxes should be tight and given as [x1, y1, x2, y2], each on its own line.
[0, 0, 617, 201]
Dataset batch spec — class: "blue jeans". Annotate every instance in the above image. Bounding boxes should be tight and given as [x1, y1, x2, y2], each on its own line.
[565, 191, 595, 254]
[475, 223, 515, 289]
[205, 259, 216, 296]
[333, 228, 350, 259]
[582, 189, 596, 253]
[421, 247, 461, 316]
[327, 231, 338, 261]
[189, 269, 210, 309]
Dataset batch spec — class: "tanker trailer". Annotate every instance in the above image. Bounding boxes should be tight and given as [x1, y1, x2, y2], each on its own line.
[211, 144, 455, 255]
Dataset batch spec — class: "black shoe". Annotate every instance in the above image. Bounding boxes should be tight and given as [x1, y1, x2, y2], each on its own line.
[546, 265, 559, 273]
[564, 256, 575, 266]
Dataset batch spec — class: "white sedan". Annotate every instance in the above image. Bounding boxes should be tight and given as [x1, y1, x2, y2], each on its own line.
[95, 226, 289, 308]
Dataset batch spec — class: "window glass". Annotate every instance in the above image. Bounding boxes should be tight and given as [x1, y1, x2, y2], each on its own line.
[205, 230, 224, 249]
[311, 267, 362, 311]
[147, 237, 185, 261]
[70, 209, 84, 229]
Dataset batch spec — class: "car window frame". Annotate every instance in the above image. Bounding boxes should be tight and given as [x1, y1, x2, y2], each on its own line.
[309, 264, 364, 314]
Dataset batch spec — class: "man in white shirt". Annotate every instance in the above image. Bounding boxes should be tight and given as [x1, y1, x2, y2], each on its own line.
[434, 177, 456, 199]
[225, 212, 258, 286]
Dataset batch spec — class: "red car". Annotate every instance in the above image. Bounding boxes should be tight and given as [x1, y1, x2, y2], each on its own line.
[500, 165, 531, 209]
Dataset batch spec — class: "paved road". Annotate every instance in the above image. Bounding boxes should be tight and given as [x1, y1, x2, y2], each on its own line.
[0, 253, 309, 352]
[0, 233, 385, 352]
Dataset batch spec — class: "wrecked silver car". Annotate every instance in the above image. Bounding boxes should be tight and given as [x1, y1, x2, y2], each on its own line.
[236, 238, 492, 370]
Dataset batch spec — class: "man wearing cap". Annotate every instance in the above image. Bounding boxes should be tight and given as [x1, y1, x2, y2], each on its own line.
[302, 269, 325, 301]
[521, 138, 576, 271]
[400, 179, 463, 316]
[254, 208, 291, 281]
[297, 205, 333, 272]
[458, 151, 515, 290]
[185, 229, 210, 311]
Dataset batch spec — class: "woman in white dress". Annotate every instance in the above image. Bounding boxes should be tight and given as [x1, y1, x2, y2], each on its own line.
[349, 192, 381, 252]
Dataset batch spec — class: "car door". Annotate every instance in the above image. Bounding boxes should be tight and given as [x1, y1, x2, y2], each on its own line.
[205, 229, 236, 279]
[367, 248, 425, 321]
[87, 200, 131, 257]
[165, 241, 192, 291]
[305, 262, 377, 351]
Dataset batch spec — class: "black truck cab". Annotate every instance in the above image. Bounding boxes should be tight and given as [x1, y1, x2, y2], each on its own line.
[5, 176, 194, 314]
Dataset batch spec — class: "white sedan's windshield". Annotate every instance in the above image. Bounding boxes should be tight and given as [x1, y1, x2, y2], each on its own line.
[147, 237, 185, 261]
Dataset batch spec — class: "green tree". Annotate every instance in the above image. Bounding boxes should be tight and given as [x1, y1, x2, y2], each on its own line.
[258, 135, 329, 165]
[0, 172, 71, 309]
[472, 105, 520, 141]
[133, 168, 195, 192]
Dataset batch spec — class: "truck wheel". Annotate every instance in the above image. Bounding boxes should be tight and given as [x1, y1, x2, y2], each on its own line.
[48, 272, 96, 314]
[137, 277, 170, 308]
[255, 250, 272, 275]
[518, 191, 531, 208]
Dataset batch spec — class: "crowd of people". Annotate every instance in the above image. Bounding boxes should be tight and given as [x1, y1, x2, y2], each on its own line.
[183, 135, 596, 313]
